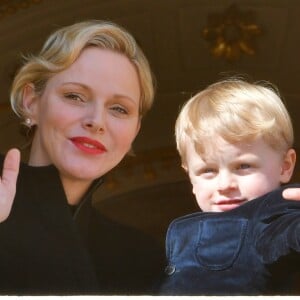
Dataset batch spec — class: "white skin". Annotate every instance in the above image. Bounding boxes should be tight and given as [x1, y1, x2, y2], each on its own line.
[1, 58, 300, 221]
[184, 136, 296, 212]
[0, 47, 142, 221]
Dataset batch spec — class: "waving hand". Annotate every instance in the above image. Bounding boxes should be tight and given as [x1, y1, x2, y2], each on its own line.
[0, 148, 20, 222]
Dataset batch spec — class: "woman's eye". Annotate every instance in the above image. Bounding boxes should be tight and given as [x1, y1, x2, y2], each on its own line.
[203, 168, 216, 174]
[64, 93, 83, 102]
[111, 106, 128, 115]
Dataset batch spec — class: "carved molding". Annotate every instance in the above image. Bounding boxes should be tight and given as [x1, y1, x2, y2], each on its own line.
[93, 146, 187, 202]
[202, 4, 262, 61]
[0, 0, 42, 20]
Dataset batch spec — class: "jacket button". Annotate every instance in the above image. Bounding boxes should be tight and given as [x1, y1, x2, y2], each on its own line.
[165, 265, 176, 275]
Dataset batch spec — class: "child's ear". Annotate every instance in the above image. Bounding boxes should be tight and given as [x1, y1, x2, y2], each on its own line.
[280, 148, 296, 183]
[181, 163, 188, 173]
[22, 84, 39, 124]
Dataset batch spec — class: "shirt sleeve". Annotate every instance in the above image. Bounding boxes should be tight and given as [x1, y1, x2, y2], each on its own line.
[254, 186, 300, 264]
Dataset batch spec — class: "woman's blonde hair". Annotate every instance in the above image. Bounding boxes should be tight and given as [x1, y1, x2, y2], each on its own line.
[176, 78, 294, 167]
[10, 20, 155, 119]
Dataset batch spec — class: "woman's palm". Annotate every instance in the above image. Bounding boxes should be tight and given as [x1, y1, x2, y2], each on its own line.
[0, 149, 20, 222]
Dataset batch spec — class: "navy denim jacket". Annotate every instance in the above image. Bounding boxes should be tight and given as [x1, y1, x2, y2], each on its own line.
[159, 184, 300, 295]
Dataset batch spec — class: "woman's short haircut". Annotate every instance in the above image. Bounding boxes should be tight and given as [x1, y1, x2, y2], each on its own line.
[11, 20, 155, 119]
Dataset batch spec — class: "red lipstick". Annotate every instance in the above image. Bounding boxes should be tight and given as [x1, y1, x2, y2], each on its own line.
[70, 136, 107, 155]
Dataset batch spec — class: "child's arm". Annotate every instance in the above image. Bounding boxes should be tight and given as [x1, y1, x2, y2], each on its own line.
[256, 189, 300, 264]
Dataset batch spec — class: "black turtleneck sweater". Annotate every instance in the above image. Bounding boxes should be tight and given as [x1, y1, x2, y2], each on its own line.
[0, 155, 165, 295]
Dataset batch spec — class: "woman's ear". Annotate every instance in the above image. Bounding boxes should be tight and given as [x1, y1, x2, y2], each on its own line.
[280, 148, 296, 183]
[135, 118, 141, 136]
[22, 84, 39, 124]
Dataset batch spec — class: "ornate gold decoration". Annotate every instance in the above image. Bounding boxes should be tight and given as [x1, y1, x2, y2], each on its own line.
[143, 165, 157, 181]
[104, 175, 120, 190]
[202, 4, 262, 61]
[0, 0, 42, 20]
[94, 146, 186, 201]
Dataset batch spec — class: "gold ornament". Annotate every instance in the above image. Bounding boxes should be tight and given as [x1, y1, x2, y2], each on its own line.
[202, 4, 262, 61]
[0, 0, 42, 20]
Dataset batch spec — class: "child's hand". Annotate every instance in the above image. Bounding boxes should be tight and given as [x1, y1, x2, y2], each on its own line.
[282, 187, 300, 200]
[0, 149, 20, 222]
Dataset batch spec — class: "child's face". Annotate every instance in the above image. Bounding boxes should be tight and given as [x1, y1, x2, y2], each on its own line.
[185, 137, 295, 212]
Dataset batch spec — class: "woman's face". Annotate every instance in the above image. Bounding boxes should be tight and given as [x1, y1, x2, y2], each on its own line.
[25, 47, 141, 184]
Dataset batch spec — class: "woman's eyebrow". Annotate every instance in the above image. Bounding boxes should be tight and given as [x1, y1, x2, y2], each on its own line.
[60, 82, 90, 90]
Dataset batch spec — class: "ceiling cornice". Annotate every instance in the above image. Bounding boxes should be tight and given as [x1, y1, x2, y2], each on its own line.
[0, 0, 43, 20]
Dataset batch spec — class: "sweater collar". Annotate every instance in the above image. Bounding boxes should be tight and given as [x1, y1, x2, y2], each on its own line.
[19, 160, 104, 217]
[73, 176, 104, 219]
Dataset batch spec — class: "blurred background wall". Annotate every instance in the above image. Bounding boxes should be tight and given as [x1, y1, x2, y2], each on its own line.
[0, 0, 299, 245]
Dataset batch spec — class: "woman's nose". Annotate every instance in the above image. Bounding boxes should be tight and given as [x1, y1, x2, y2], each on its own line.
[83, 120, 104, 133]
[83, 106, 105, 134]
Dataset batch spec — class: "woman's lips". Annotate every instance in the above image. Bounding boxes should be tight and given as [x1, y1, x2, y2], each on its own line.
[70, 136, 107, 155]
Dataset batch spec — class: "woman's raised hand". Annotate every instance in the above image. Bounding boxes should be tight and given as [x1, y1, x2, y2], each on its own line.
[0, 148, 20, 222]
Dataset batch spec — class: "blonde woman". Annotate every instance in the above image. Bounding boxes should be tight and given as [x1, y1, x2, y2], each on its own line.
[0, 20, 164, 295]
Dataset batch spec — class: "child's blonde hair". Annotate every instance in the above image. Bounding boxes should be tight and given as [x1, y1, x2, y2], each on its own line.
[176, 78, 294, 168]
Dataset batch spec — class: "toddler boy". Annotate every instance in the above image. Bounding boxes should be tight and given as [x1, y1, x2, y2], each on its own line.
[159, 79, 300, 295]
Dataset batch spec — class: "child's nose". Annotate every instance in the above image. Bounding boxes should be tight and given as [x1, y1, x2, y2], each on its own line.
[217, 171, 237, 191]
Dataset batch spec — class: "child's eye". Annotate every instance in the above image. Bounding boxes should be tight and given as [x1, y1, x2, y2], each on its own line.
[198, 167, 217, 179]
[204, 168, 215, 173]
[200, 167, 217, 175]
[238, 163, 251, 170]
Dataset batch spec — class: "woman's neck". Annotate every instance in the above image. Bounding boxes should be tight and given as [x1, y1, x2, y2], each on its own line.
[27, 145, 94, 205]
[60, 175, 93, 205]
